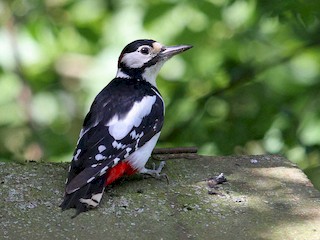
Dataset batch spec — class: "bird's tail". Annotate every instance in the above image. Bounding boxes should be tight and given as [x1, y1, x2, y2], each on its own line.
[60, 176, 105, 218]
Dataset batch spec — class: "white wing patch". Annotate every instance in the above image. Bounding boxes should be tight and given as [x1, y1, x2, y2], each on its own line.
[106, 96, 156, 140]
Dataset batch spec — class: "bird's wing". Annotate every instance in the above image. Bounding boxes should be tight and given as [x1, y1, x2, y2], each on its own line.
[64, 79, 164, 194]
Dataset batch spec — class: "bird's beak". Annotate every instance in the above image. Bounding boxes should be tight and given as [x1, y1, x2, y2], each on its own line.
[159, 45, 193, 60]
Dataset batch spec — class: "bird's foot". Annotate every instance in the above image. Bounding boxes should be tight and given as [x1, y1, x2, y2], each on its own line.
[140, 161, 168, 183]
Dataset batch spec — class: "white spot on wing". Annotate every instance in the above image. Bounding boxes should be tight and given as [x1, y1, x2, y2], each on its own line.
[73, 149, 81, 161]
[112, 140, 125, 150]
[117, 143, 123, 149]
[69, 187, 80, 194]
[113, 158, 120, 166]
[95, 154, 105, 161]
[130, 130, 137, 139]
[99, 166, 109, 176]
[106, 96, 156, 140]
[98, 145, 106, 153]
[87, 176, 95, 183]
[124, 147, 132, 158]
[135, 138, 140, 150]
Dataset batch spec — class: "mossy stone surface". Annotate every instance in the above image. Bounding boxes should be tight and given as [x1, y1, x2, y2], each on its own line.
[1, 155, 319, 239]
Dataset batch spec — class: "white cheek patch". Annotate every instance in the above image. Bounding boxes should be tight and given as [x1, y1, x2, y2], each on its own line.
[121, 52, 151, 68]
[106, 96, 156, 140]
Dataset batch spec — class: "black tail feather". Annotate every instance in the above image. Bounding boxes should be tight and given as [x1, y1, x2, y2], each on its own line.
[60, 177, 105, 217]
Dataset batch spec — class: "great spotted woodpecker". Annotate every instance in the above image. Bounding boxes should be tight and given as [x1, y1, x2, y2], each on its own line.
[60, 39, 192, 216]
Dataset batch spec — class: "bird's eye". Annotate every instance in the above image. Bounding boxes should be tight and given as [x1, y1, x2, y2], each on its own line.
[140, 47, 150, 55]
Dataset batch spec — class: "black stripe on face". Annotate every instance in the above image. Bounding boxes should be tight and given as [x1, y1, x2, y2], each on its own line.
[118, 54, 162, 80]
[141, 54, 162, 69]
[118, 39, 156, 67]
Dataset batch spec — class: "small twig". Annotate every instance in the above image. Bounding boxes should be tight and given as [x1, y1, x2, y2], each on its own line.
[152, 153, 199, 161]
[151, 147, 199, 161]
[152, 147, 198, 155]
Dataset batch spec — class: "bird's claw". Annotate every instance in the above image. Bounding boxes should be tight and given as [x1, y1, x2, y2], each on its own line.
[140, 161, 169, 183]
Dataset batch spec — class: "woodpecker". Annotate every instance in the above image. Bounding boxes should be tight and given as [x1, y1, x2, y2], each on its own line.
[60, 39, 192, 217]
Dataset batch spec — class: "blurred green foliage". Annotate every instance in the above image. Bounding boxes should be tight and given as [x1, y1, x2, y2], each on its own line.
[1, 0, 320, 189]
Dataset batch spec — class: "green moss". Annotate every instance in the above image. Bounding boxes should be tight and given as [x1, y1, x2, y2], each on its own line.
[1, 155, 320, 239]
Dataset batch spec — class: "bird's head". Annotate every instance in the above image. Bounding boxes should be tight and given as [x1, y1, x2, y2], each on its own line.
[117, 39, 192, 86]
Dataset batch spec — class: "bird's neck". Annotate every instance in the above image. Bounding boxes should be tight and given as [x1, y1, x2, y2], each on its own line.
[116, 63, 164, 88]
[116, 69, 132, 79]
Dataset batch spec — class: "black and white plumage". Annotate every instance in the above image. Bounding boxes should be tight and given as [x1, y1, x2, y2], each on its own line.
[60, 39, 192, 216]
